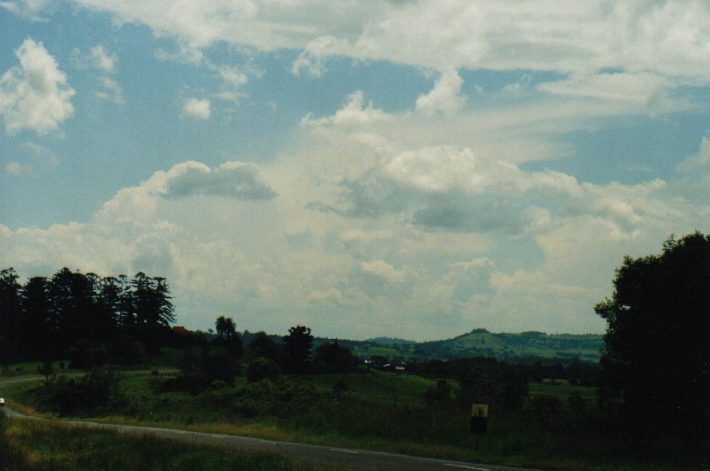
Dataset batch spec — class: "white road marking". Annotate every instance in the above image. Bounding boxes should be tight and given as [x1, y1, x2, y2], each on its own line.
[331, 448, 360, 454]
[444, 464, 490, 471]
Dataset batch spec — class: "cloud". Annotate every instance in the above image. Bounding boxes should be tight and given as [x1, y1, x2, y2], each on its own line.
[0, 38, 75, 134]
[386, 147, 517, 194]
[164, 161, 276, 200]
[182, 98, 211, 120]
[302, 91, 389, 128]
[68, 1, 710, 90]
[291, 36, 347, 78]
[0, 0, 49, 21]
[4, 141, 59, 176]
[72, 45, 124, 104]
[359, 259, 406, 284]
[88, 45, 117, 74]
[2, 138, 708, 338]
[416, 69, 467, 115]
[411, 195, 526, 234]
[95, 77, 124, 104]
[316, 136, 683, 240]
[58, 0, 710, 130]
[5, 161, 30, 175]
[677, 136, 710, 174]
[211, 65, 249, 104]
[155, 41, 205, 65]
[538, 71, 675, 113]
[311, 144, 587, 234]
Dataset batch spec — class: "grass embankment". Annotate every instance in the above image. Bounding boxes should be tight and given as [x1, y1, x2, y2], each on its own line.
[0, 412, 347, 471]
[0, 360, 75, 378]
[3, 373, 702, 471]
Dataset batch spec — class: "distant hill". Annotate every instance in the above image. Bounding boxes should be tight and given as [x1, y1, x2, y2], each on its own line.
[243, 328, 603, 363]
[337, 329, 603, 362]
[366, 337, 417, 345]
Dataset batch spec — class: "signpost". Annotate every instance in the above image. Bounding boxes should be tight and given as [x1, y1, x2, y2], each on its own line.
[470, 403, 488, 433]
[470, 403, 488, 452]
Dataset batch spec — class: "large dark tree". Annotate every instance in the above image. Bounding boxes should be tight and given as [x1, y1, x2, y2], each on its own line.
[20, 276, 50, 357]
[0, 267, 176, 361]
[131, 273, 175, 353]
[248, 331, 280, 362]
[595, 232, 710, 443]
[214, 315, 243, 358]
[0, 268, 21, 363]
[283, 325, 313, 374]
[313, 341, 358, 373]
[215, 316, 236, 342]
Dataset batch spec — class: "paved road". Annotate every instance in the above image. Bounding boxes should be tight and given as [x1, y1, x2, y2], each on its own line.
[0, 376, 542, 471]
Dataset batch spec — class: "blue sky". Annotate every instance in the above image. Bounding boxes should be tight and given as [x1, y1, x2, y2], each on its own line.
[2, 0, 710, 339]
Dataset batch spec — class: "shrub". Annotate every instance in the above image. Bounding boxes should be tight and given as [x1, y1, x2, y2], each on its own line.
[164, 351, 241, 394]
[38, 366, 125, 415]
[313, 341, 359, 373]
[246, 357, 280, 382]
[528, 396, 562, 425]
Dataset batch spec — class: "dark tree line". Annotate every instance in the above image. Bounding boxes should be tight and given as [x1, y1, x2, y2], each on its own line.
[595, 232, 710, 447]
[0, 267, 175, 365]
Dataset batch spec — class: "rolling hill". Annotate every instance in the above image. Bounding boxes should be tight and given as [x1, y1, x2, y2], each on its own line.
[332, 329, 603, 362]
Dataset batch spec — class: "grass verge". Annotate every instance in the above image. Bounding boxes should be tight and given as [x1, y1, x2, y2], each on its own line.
[1, 414, 350, 471]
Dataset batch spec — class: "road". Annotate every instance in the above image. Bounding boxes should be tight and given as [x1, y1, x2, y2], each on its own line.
[0, 376, 542, 471]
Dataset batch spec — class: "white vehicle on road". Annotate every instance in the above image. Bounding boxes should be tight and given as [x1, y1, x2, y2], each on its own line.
[0, 397, 5, 407]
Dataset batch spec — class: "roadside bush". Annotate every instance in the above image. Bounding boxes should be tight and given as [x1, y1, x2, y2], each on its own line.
[313, 342, 359, 373]
[424, 379, 453, 409]
[247, 357, 280, 382]
[0, 410, 27, 468]
[68, 340, 109, 369]
[37, 366, 125, 415]
[528, 396, 562, 425]
[163, 351, 241, 394]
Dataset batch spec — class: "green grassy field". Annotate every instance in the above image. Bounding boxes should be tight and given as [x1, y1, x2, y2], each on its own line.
[0, 413, 347, 470]
[0, 360, 76, 378]
[3, 371, 702, 471]
[528, 380, 598, 402]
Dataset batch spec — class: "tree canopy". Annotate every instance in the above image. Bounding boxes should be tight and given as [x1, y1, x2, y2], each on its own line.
[0, 267, 175, 364]
[282, 325, 313, 374]
[215, 315, 243, 358]
[595, 232, 710, 442]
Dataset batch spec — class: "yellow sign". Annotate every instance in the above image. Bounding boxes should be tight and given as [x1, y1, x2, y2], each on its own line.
[471, 404, 488, 418]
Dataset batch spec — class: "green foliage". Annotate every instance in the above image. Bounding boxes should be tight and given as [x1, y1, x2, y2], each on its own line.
[4, 419, 343, 470]
[163, 351, 241, 394]
[313, 341, 359, 373]
[423, 379, 453, 409]
[248, 332, 280, 361]
[596, 232, 710, 443]
[457, 364, 498, 406]
[527, 396, 562, 425]
[0, 268, 21, 365]
[67, 340, 109, 369]
[214, 315, 243, 359]
[36, 367, 125, 415]
[351, 330, 603, 362]
[247, 357, 281, 382]
[37, 359, 55, 382]
[0, 267, 176, 364]
[0, 410, 28, 469]
[283, 326, 313, 374]
[8, 371, 704, 470]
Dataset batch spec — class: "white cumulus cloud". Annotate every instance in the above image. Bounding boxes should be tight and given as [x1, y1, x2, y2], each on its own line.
[88, 45, 117, 74]
[0, 38, 75, 134]
[416, 69, 467, 115]
[182, 98, 211, 120]
[0, 0, 50, 21]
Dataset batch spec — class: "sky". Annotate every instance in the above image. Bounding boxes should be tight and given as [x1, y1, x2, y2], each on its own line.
[2, 0, 710, 340]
